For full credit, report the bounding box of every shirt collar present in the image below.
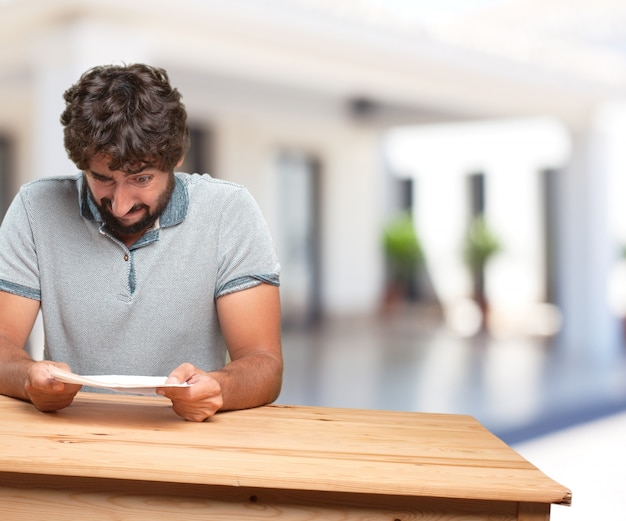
[78,172,189,229]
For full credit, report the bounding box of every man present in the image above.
[0,63,282,422]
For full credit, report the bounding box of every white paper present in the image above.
[47,365,191,395]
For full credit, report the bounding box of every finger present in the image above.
[171,402,215,422]
[28,365,62,391]
[166,362,202,384]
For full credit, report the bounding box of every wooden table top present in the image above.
[0,392,571,506]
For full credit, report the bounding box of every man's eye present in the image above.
[134,175,153,185]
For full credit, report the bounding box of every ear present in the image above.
[176,156,185,168]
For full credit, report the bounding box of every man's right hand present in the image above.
[24,362,82,412]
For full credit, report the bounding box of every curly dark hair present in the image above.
[60,63,190,173]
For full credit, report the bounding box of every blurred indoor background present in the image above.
[1,1,626,518]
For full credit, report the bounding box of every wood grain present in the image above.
[0,393,571,520]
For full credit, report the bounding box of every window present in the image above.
[178,125,213,176]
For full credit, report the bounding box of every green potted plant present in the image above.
[382,212,424,307]
[463,215,501,315]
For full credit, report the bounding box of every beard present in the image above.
[93,175,176,237]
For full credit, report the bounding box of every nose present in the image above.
[109,184,136,217]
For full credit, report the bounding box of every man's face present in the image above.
[85,156,175,242]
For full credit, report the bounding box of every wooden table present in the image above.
[0,392,570,520]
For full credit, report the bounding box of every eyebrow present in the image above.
[88,168,153,179]
[88,170,113,180]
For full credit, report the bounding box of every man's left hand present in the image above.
[156,362,223,422]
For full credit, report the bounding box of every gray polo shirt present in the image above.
[0,173,280,377]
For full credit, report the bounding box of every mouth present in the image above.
[100,200,150,229]
[103,201,145,217]
[117,207,147,223]
[126,206,146,216]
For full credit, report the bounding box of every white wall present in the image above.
[203,103,387,316]
[385,118,572,336]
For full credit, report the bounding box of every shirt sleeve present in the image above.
[0,188,41,300]
[214,187,280,298]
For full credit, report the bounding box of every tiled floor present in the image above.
[277,304,626,518]
[276,304,626,445]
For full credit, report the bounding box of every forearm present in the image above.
[0,334,81,412]
[211,351,283,411]
[0,335,35,401]
[0,291,42,401]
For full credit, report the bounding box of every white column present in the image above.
[556,113,622,363]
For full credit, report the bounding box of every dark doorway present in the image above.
[277,152,322,327]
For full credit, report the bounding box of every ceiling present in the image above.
[299,0,626,88]
[1,0,626,126]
